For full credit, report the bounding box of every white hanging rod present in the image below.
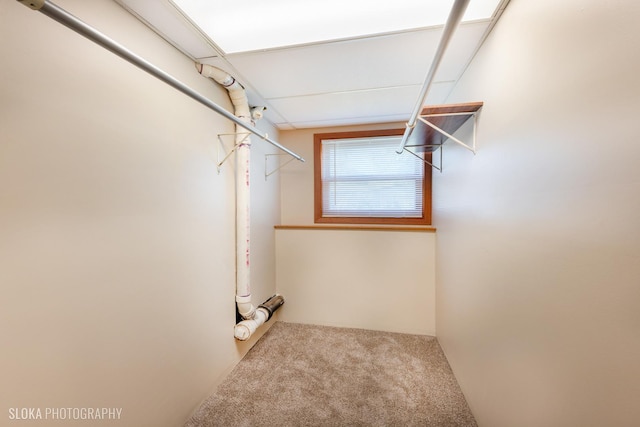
[16,0,305,163]
[396,0,471,154]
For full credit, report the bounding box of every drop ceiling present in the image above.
[115,0,509,130]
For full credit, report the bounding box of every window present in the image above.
[314,129,431,225]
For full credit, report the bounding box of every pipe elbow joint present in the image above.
[197,63,235,87]
[234,308,268,341]
[233,322,254,341]
[234,295,285,340]
[236,295,256,320]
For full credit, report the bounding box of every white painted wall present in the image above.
[278,125,437,335]
[276,228,436,335]
[0,1,280,426]
[434,0,640,426]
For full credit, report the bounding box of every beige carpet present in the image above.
[185,322,477,427]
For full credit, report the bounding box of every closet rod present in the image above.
[396,0,471,154]
[16,0,305,162]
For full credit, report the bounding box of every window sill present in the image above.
[274,225,436,233]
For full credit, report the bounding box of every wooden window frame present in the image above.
[314,129,432,225]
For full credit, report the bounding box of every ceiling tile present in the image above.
[267,81,455,128]
[116,1,505,130]
[115,0,221,59]
[224,22,488,101]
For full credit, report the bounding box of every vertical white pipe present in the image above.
[197,64,285,341]
[197,64,257,322]
[235,123,254,320]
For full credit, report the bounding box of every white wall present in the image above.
[278,125,437,335]
[0,1,280,426]
[434,0,640,426]
[276,228,436,335]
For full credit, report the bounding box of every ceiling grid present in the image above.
[115,0,508,129]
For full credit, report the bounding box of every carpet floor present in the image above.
[185,321,477,427]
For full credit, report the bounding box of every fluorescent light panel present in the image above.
[171,0,502,54]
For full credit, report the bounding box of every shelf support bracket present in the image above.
[401,110,479,172]
[265,153,296,180]
[418,111,479,154]
[216,132,250,174]
[403,144,443,172]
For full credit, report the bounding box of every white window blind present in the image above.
[321,136,424,218]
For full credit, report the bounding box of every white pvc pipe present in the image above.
[198,64,262,340]
[233,307,269,341]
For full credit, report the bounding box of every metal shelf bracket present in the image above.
[404,144,444,172]
[216,132,250,173]
[402,110,479,172]
[419,111,478,154]
[217,133,298,179]
[265,153,296,180]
